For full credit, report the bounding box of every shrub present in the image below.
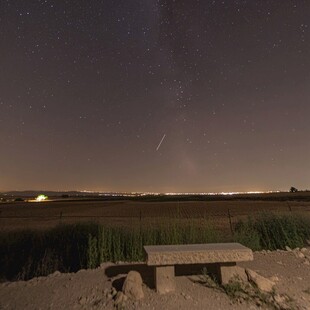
[234,213,310,251]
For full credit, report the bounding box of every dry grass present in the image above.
[0,195,310,232]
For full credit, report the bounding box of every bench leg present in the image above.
[155,265,175,294]
[216,262,237,284]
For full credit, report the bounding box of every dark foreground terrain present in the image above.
[1,248,310,309]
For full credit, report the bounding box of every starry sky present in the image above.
[0,0,309,193]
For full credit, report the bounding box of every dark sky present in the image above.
[0,0,309,192]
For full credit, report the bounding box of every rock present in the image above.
[285,246,292,252]
[114,291,128,307]
[181,292,191,300]
[49,271,61,277]
[273,294,285,303]
[245,269,275,293]
[111,287,117,297]
[77,269,86,273]
[303,259,310,265]
[269,276,279,282]
[301,248,308,253]
[104,288,115,300]
[273,294,291,310]
[294,251,305,259]
[122,271,144,300]
[78,296,87,305]
[224,266,248,283]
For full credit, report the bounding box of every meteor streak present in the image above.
[156,134,166,151]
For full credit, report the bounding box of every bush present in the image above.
[234,213,310,251]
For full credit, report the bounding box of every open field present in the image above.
[1,193,310,232]
[1,193,310,289]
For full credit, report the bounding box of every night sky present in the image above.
[0,1,309,193]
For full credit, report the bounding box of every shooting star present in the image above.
[243,15,250,23]
[156,134,166,151]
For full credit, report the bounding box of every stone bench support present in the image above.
[144,243,253,294]
[155,265,175,294]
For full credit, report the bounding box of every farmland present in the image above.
[1,192,310,232]
[1,192,310,282]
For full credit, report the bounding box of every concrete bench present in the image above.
[144,243,253,294]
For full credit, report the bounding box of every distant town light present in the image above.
[35,194,48,202]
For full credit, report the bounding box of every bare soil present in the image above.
[1,248,310,310]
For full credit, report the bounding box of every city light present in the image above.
[35,194,48,202]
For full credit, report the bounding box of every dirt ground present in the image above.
[1,248,310,310]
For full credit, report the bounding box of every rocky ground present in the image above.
[1,247,310,310]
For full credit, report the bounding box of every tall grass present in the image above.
[0,219,218,281]
[234,213,310,250]
[1,212,309,281]
[86,219,219,267]
[0,223,97,281]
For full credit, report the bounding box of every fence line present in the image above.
[1,204,308,220]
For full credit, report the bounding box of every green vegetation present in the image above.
[1,212,309,282]
[222,279,295,309]
[234,213,310,250]
[0,219,219,281]
[199,268,295,309]
[199,269,264,303]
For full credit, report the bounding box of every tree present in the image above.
[14,197,24,201]
[290,187,298,193]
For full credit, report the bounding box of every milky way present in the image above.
[0,1,309,192]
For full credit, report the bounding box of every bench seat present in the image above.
[144,243,253,294]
